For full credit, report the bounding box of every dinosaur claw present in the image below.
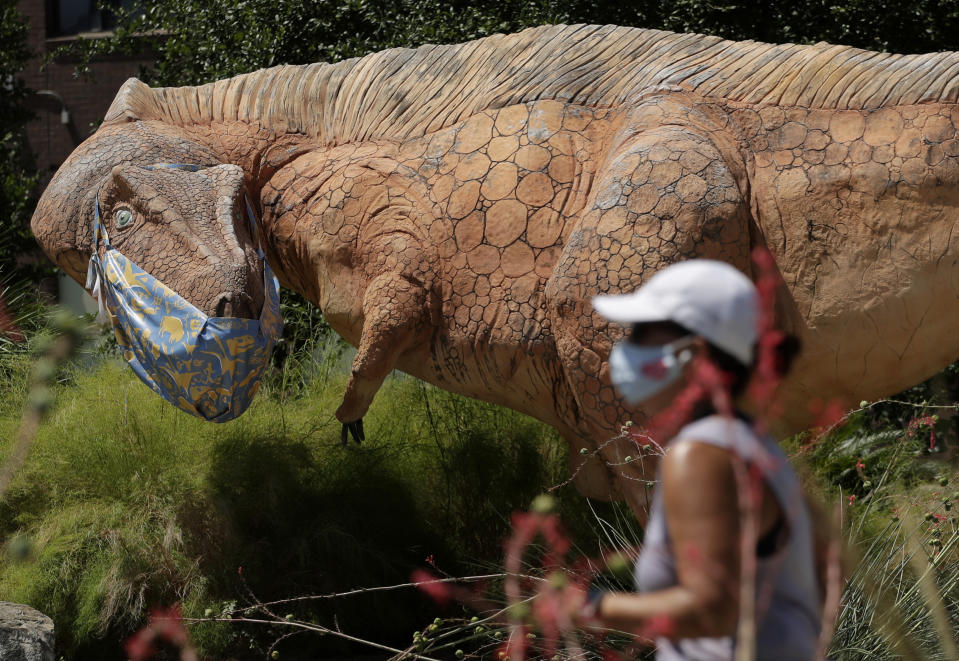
[341,419,365,445]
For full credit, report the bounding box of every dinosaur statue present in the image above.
[31,24,959,521]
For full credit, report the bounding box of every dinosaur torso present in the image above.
[255,93,959,436]
[258,101,620,425]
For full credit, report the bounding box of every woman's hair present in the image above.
[707,335,801,397]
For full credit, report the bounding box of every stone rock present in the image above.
[0,602,55,661]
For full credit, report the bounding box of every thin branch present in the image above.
[232,573,535,613]
[192,616,444,661]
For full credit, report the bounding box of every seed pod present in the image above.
[530,494,556,514]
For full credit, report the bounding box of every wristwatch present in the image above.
[579,586,607,622]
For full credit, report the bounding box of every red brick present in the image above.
[17,0,154,174]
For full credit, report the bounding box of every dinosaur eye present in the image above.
[114,209,134,229]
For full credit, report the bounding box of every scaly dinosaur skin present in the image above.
[32,26,959,522]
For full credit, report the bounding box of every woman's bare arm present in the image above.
[593,441,745,638]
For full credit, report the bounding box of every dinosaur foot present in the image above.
[340,419,365,445]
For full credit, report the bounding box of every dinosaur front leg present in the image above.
[336,272,429,443]
[546,124,751,523]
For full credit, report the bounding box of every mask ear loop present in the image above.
[244,196,265,259]
[244,195,283,336]
[85,189,112,324]
[669,336,698,367]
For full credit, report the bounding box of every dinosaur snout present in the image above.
[213,291,257,319]
[206,259,265,320]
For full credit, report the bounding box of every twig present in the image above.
[190,616,445,660]
[233,573,526,614]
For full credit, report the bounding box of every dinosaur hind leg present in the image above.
[545,124,751,524]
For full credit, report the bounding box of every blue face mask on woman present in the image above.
[84,164,283,422]
[608,337,696,406]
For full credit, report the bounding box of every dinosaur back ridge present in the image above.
[107,25,959,144]
[109,24,959,144]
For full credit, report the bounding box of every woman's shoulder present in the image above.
[672,413,787,471]
[673,413,757,447]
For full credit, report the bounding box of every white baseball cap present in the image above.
[592,259,758,365]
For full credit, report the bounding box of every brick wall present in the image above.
[15,0,155,307]
[17,0,155,175]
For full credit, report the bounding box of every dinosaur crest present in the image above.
[117,24,959,148]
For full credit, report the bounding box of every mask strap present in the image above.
[243,196,265,258]
[668,336,697,365]
[92,189,111,251]
[86,190,111,323]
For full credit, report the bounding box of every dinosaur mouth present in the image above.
[213,291,258,319]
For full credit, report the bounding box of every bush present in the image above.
[0,0,40,282]
[0,329,630,658]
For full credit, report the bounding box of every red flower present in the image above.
[637,614,675,640]
[124,628,156,661]
[0,294,24,343]
[124,605,191,661]
[411,569,451,607]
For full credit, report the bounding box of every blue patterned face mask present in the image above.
[84,164,283,422]
[608,337,695,406]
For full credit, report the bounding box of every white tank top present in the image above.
[634,414,822,661]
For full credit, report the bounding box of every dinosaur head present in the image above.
[32,120,265,318]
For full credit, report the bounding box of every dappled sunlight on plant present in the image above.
[1,316,614,658]
[1,255,957,659]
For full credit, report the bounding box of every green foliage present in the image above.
[0,0,40,281]
[0,274,45,363]
[0,337,626,659]
[266,289,342,399]
[830,511,959,661]
[63,0,959,92]
[782,391,958,660]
